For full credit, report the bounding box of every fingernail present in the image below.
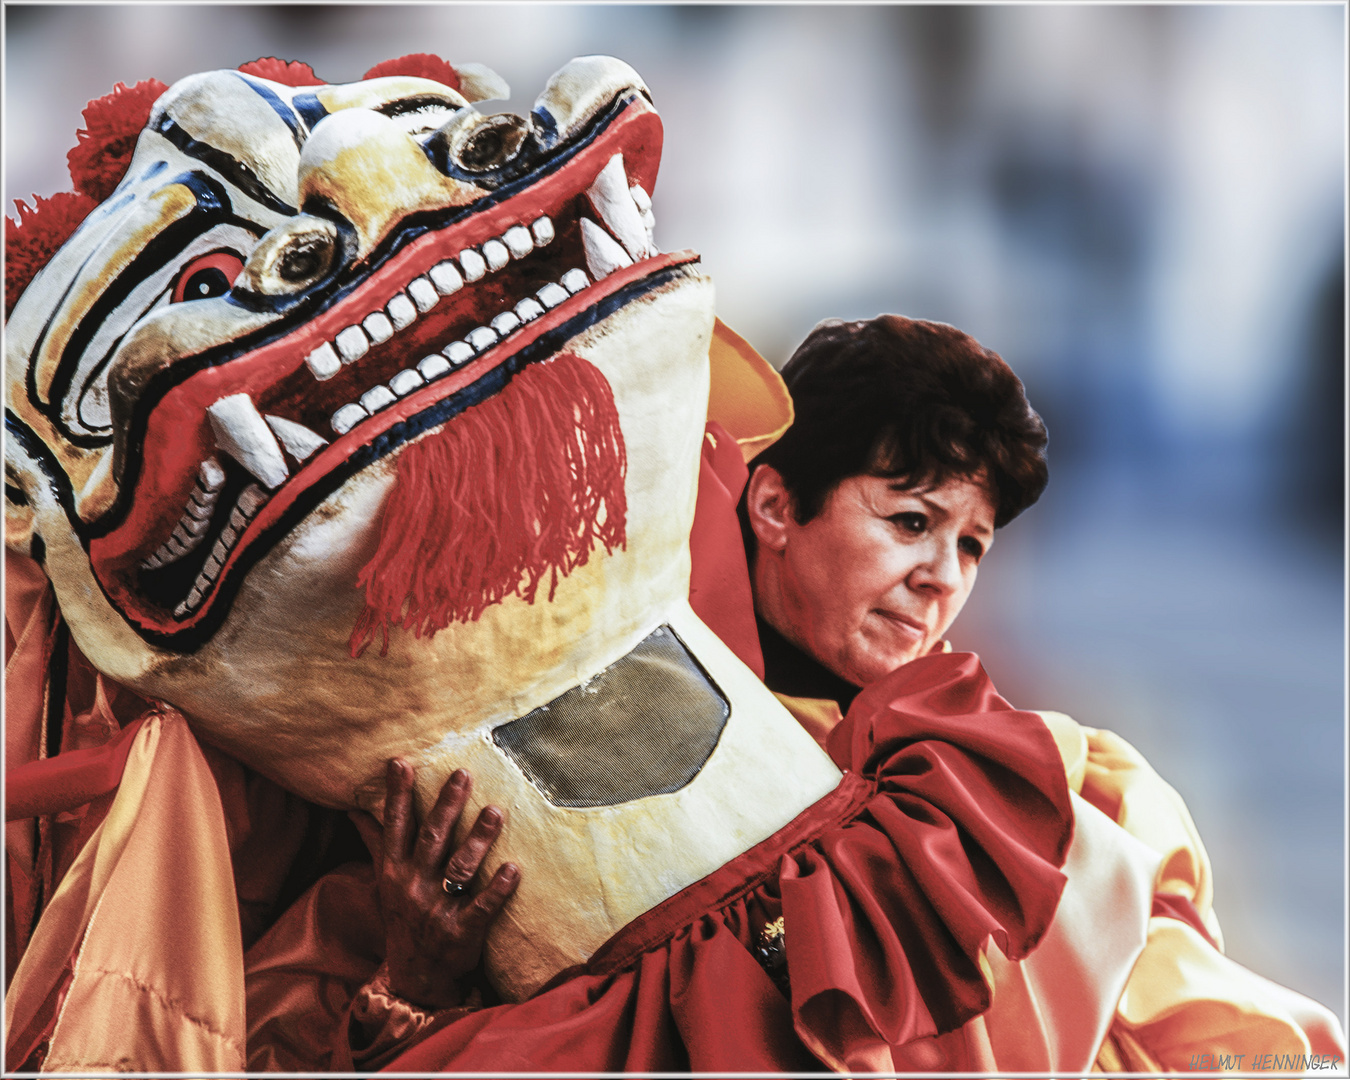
[502,863,520,881]
[483,806,503,826]
[451,768,469,787]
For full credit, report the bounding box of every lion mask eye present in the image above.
[172,251,247,303]
[455,113,531,172]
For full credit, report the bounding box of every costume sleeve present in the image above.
[1037,713,1347,1070]
[1073,719,1222,944]
[1102,916,1346,1071]
[343,963,482,1071]
[782,652,1075,1070]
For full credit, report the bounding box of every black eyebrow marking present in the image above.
[153,113,297,217]
[236,73,306,146]
[41,173,258,445]
[291,92,329,130]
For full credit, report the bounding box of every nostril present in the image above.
[277,236,334,284]
[107,340,174,486]
[455,114,531,172]
[235,217,342,300]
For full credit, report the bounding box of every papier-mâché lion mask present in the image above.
[4,54,840,1000]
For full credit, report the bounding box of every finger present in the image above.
[412,769,472,874]
[381,758,415,867]
[441,805,506,889]
[455,862,520,938]
[348,809,383,862]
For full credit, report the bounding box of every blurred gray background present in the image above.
[6,4,1345,1021]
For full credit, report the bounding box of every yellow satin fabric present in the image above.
[1039,714,1346,1071]
[1043,713,1222,942]
[706,317,793,462]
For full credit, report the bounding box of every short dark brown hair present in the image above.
[752,315,1048,528]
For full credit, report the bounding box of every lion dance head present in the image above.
[4,53,834,999]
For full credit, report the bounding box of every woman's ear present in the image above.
[745,464,794,554]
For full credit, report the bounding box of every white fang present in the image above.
[208,394,289,489]
[265,416,329,462]
[580,217,633,281]
[586,153,650,261]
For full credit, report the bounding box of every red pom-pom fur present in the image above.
[66,79,168,202]
[237,58,325,87]
[362,53,460,91]
[350,353,628,657]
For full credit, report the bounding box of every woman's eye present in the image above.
[893,512,927,534]
[959,536,985,561]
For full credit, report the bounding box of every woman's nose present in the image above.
[909,539,961,596]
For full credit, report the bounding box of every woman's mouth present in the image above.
[873,609,928,639]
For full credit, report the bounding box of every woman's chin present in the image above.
[840,645,922,689]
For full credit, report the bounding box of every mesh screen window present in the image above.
[491,625,730,807]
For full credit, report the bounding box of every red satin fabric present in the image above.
[6,717,145,822]
[1151,891,1219,950]
[8,425,1075,1071]
[687,421,763,678]
[374,651,1074,1072]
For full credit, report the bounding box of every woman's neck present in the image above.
[755,612,862,714]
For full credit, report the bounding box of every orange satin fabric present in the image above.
[5,710,247,1071]
[3,553,350,1070]
[8,345,1345,1072]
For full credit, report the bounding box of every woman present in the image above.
[741,314,1043,720]
[317,316,1344,1071]
[737,314,1345,1069]
[320,314,1070,1071]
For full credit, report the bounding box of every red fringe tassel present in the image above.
[350,352,628,658]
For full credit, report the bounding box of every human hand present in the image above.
[377,758,520,1009]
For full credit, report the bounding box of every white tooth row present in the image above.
[172,483,268,618]
[142,458,226,569]
[303,216,556,385]
[306,154,659,439]
[326,262,596,437]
